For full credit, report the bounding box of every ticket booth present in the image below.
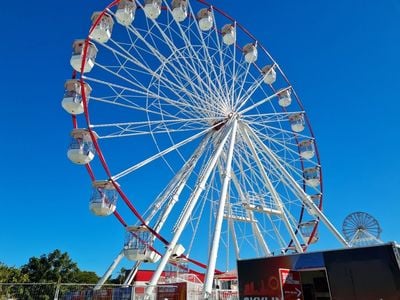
[237,243,400,300]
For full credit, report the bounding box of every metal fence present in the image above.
[0,283,238,300]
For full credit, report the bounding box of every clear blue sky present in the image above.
[1,0,399,276]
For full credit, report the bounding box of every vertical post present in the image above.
[203,119,238,298]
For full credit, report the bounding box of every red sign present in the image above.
[279,269,303,300]
[157,282,187,300]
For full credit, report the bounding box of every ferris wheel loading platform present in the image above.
[237,242,400,300]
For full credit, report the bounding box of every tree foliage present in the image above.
[21,249,80,283]
[74,271,99,284]
[1,249,99,284]
[0,263,29,283]
[0,250,103,299]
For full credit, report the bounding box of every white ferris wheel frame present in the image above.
[66,0,350,297]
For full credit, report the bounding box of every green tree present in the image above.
[75,271,99,284]
[0,251,100,300]
[0,263,29,283]
[0,263,29,299]
[21,249,79,283]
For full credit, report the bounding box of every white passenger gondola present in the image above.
[289,113,305,132]
[221,24,236,45]
[171,0,188,22]
[304,166,321,187]
[311,193,322,207]
[298,139,315,159]
[70,40,98,73]
[61,79,91,115]
[262,65,276,85]
[243,43,258,63]
[89,181,118,216]
[197,8,213,31]
[67,129,96,165]
[115,0,136,26]
[144,0,162,20]
[299,220,319,244]
[277,88,292,107]
[89,12,114,44]
[124,226,161,263]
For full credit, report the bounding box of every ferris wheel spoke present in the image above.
[239,87,291,115]
[89,95,193,120]
[150,18,219,99]
[185,163,218,258]
[235,75,266,112]
[97,40,217,112]
[173,2,231,106]
[89,96,203,123]
[283,205,307,244]
[146,133,213,236]
[91,117,213,131]
[96,127,205,139]
[153,78,224,117]
[245,124,311,196]
[363,216,375,227]
[244,124,350,247]
[243,111,306,124]
[83,75,150,98]
[245,123,305,154]
[97,43,207,113]
[235,139,290,188]
[87,61,220,117]
[232,146,270,196]
[233,156,276,223]
[251,122,314,142]
[132,2,228,112]
[251,139,307,186]
[365,218,377,229]
[226,27,238,109]
[186,6,231,110]
[227,161,272,257]
[111,125,216,181]
[232,148,260,191]
[83,72,153,103]
[267,216,289,251]
[87,63,154,98]
[233,61,252,108]
[233,152,292,221]
[209,15,232,107]
[239,124,304,252]
[119,21,224,111]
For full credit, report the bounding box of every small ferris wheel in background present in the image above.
[342,212,383,247]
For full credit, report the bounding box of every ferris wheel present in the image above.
[342,212,383,247]
[62,0,349,297]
